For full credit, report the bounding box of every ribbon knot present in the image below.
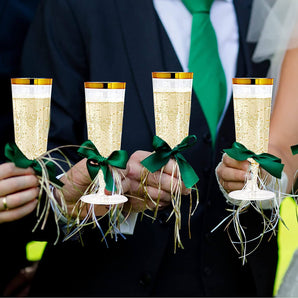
[171,147,180,156]
[223,142,284,179]
[141,135,199,188]
[78,140,128,192]
[182,0,213,13]
[32,160,39,168]
[88,155,107,165]
[4,142,63,187]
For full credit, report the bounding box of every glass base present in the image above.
[81,193,128,205]
[229,189,275,201]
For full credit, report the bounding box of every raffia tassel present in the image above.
[64,166,127,245]
[30,156,69,245]
[104,167,128,241]
[212,172,283,264]
[140,160,199,253]
[229,198,279,266]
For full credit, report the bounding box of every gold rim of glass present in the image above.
[232,78,273,85]
[152,72,193,79]
[84,82,126,89]
[11,78,52,85]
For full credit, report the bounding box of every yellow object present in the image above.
[26,241,47,262]
[84,82,126,89]
[232,77,273,85]
[11,78,52,85]
[273,197,298,295]
[152,72,193,79]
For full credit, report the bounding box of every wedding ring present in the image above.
[2,197,8,210]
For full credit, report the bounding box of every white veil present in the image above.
[247,0,298,101]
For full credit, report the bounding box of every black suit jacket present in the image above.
[0,0,41,294]
[21,0,276,296]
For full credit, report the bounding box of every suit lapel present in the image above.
[115,0,166,134]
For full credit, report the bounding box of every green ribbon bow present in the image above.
[77,140,128,192]
[291,144,298,155]
[141,135,199,188]
[5,142,64,187]
[223,142,284,179]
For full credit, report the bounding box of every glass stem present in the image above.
[97,170,106,194]
[247,159,259,192]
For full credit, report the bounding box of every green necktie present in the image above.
[182,0,227,145]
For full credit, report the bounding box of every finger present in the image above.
[160,158,180,177]
[217,161,247,183]
[127,177,165,198]
[120,177,130,194]
[220,180,245,192]
[116,167,129,178]
[0,199,38,223]
[145,185,171,204]
[126,151,151,181]
[128,151,191,193]
[222,153,250,171]
[0,163,35,180]
[181,183,192,195]
[129,169,191,202]
[148,170,191,195]
[144,170,190,195]
[126,178,145,197]
[0,175,39,197]
[128,178,171,203]
[0,187,39,211]
[128,150,179,179]
[145,170,171,190]
[133,155,179,179]
[62,158,91,187]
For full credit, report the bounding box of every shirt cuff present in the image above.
[119,212,138,235]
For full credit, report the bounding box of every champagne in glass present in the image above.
[11,78,52,159]
[229,78,275,201]
[152,72,193,148]
[81,82,128,205]
[152,72,194,251]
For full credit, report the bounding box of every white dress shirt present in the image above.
[153,0,239,128]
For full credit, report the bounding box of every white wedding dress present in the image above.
[247,0,298,102]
